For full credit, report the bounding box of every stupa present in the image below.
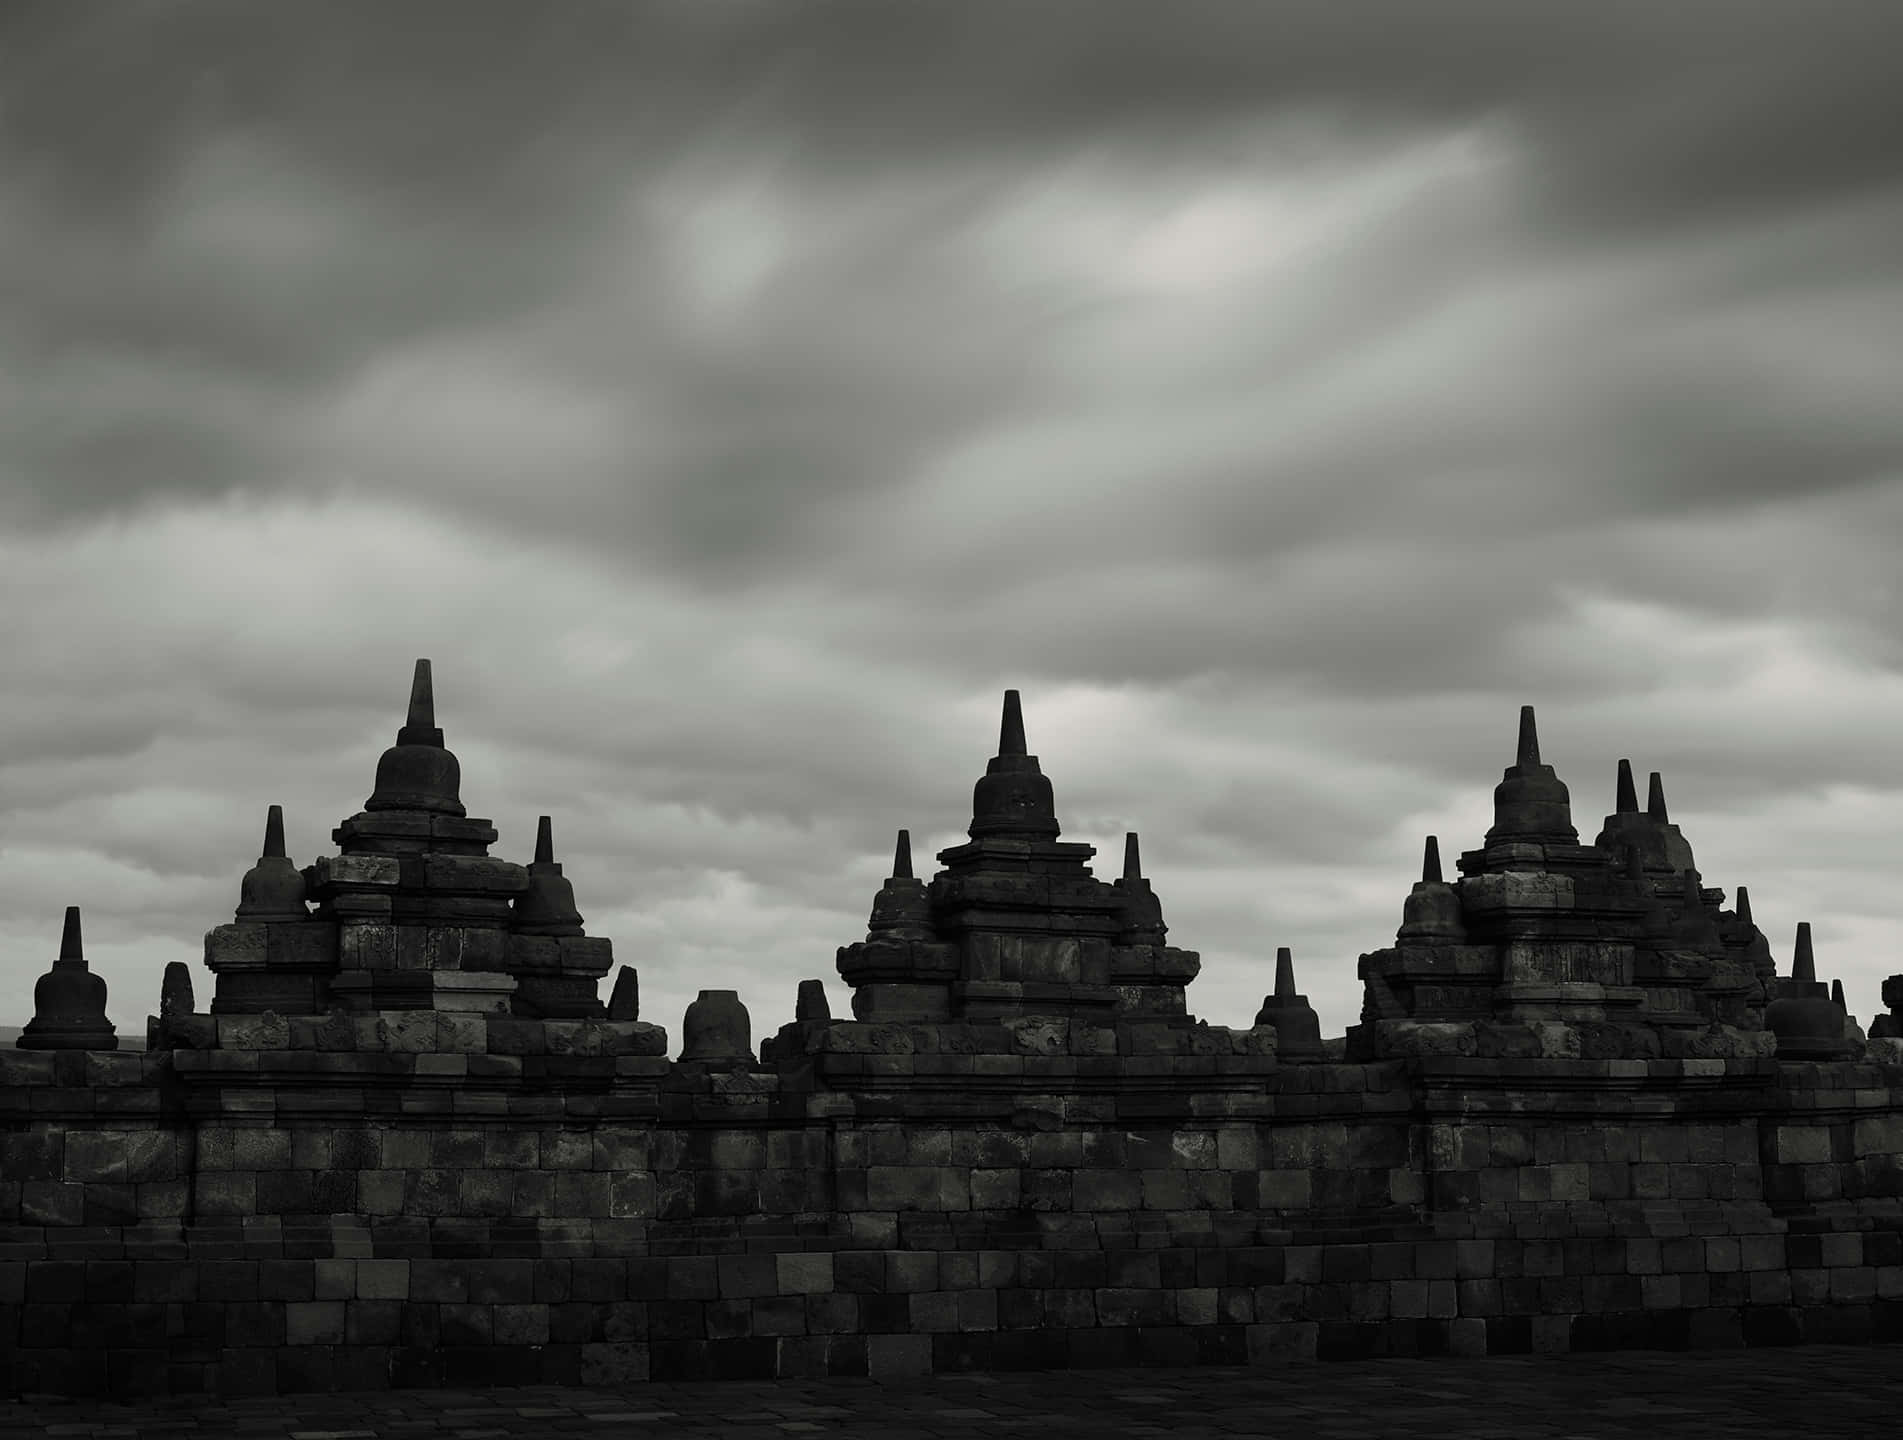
[834,692,1201,1025]
[1766,922,1854,1060]
[202,660,619,1019]
[1351,705,1775,1061]
[506,816,613,1018]
[204,804,330,1014]
[1253,946,1322,1059]
[17,906,116,1051]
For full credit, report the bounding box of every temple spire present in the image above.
[891,828,913,881]
[1735,886,1754,926]
[1274,945,1297,1000]
[263,804,287,859]
[1421,835,1442,885]
[405,658,436,734]
[535,815,555,866]
[998,689,1027,757]
[1792,922,1816,984]
[1516,705,1540,768]
[1831,978,1846,1011]
[58,904,82,963]
[1615,759,1638,814]
[1124,831,1142,882]
[1647,771,1669,822]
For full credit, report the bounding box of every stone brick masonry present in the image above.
[4,666,1901,1398]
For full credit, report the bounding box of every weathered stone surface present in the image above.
[680,989,754,1065]
[607,966,640,1022]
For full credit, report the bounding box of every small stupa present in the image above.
[679,989,755,1066]
[365,658,465,816]
[1766,922,1851,1059]
[1113,832,1168,946]
[234,805,310,923]
[967,689,1059,841]
[1254,946,1323,1059]
[1396,835,1463,942]
[18,907,117,1051]
[1483,706,1578,847]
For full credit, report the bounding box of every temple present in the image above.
[4,666,1902,1398]
[1353,712,1792,1062]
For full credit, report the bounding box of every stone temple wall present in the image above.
[2,1037,1901,1397]
[5,663,1903,1397]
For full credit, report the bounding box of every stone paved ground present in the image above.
[3,1346,1897,1439]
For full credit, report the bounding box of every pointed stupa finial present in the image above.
[391,657,446,749]
[58,905,82,963]
[1516,705,1540,768]
[407,658,435,731]
[1831,977,1846,1011]
[1274,945,1297,1000]
[1735,885,1754,926]
[1124,831,1142,881]
[263,804,286,859]
[1421,835,1442,885]
[999,689,1027,757]
[1647,771,1669,822]
[1615,759,1638,814]
[1792,922,1816,984]
[891,829,913,881]
[535,815,555,866]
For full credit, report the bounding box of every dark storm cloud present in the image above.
[4,1,1901,1038]
[5,0,1900,536]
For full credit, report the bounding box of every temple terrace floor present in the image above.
[3,1344,1898,1439]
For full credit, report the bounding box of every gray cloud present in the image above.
[1,2,1900,1044]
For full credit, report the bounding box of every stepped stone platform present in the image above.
[5,662,1903,1399]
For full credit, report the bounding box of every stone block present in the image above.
[285,1301,346,1345]
[338,924,399,971]
[777,1253,834,1295]
[866,1333,932,1380]
[421,854,529,894]
[204,924,266,970]
[311,855,403,889]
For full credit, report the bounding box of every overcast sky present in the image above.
[4,1,1902,1050]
